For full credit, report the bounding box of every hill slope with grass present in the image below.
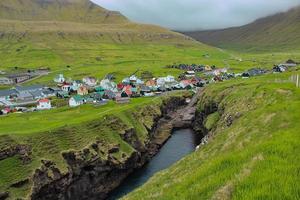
[184,6,300,52]
[0,0,127,24]
[124,72,300,200]
[0,0,192,43]
[0,0,233,85]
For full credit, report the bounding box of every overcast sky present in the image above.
[92,0,300,31]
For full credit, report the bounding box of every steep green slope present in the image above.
[0,0,127,24]
[124,72,300,199]
[184,6,300,52]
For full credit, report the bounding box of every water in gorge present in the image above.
[108,128,200,200]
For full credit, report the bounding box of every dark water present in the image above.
[108,129,200,200]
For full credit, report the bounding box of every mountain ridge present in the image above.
[184,6,300,52]
[0,0,128,24]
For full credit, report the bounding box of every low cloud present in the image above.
[92,0,300,31]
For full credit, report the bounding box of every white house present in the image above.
[157,75,176,86]
[54,74,65,83]
[100,79,118,92]
[71,80,83,91]
[185,71,196,78]
[37,99,52,110]
[69,95,85,107]
[129,75,138,83]
[83,77,97,87]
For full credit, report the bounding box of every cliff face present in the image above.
[29,96,189,200]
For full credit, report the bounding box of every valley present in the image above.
[0,0,299,200]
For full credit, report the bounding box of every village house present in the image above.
[180,80,194,89]
[0,73,32,85]
[71,80,83,91]
[212,68,228,76]
[8,74,32,84]
[157,75,176,86]
[83,77,97,87]
[205,65,212,71]
[185,71,196,78]
[15,85,45,101]
[37,99,52,110]
[122,77,130,85]
[77,86,88,96]
[0,89,18,101]
[100,79,118,92]
[145,79,156,87]
[61,83,71,92]
[103,90,116,100]
[131,75,144,85]
[139,85,151,95]
[1,107,11,115]
[117,83,125,91]
[54,74,65,83]
[279,59,297,68]
[57,91,70,98]
[115,92,130,104]
[69,95,85,107]
[0,77,14,85]
[129,75,138,84]
[123,85,133,97]
[273,65,287,73]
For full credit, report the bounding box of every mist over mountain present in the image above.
[93,0,300,31]
[184,6,300,51]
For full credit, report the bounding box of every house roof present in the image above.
[30,90,44,98]
[72,95,84,102]
[18,92,33,99]
[0,89,18,97]
[38,99,50,103]
[7,73,31,78]
[15,85,44,92]
[140,85,151,91]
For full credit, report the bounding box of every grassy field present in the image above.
[124,72,300,200]
[1,37,299,87]
[0,39,230,85]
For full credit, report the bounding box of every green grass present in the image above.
[124,72,300,200]
[204,112,220,131]
[0,97,160,135]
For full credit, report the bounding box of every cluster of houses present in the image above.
[0,59,298,116]
[0,85,57,113]
[273,59,298,73]
[167,64,216,72]
[54,73,206,108]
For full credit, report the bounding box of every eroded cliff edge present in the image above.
[14,93,197,200]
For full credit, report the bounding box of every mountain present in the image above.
[0,0,194,44]
[184,6,300,52]
[0,0,205,77]
[0,0,128,24]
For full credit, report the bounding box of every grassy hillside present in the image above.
[184,6,300,52]
[124,72,300,199]
[0,0,235,85]
[0,0,128,24]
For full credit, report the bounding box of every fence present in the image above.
[290,74,300,88]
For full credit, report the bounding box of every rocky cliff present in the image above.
[27,95,190,200]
